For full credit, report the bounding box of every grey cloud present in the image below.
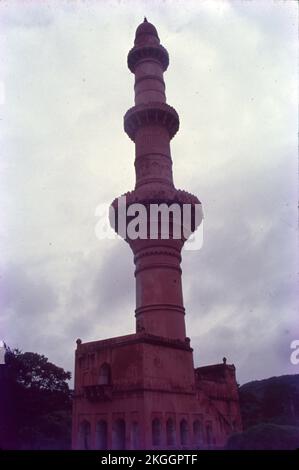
[64,243,135,342]
[0,2,54,29]
[1,263,57,317]
[1,1,297,385]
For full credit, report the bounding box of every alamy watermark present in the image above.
[290,340,299,365]
[95,196,204,251]
[95,198,299,367]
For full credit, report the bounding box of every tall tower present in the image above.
[72,20,242,451]
[111,18,202,341]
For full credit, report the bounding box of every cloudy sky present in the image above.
[0,0,298,385]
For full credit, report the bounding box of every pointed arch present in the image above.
[78,420,91,450]
[206,422,213,447]
[95,420,108,450]
[166,418,176,446]
[193,420,203,447]
[99,362,111,385]
[180,419,189,446]
[112,419,126,449]
[131,421,140,450]
[152,418,162,446]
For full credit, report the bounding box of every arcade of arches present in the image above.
[78,416,214,450]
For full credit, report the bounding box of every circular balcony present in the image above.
[128,44,169,73]
[124,102,179,142]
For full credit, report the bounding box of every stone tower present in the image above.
[72,19,242,450]
[111,17,202,341]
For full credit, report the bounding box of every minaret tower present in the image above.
[72,19,241,451]
[111,18,202,341]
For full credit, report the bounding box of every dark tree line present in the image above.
[227,374,299,449]
[0,349,72,450]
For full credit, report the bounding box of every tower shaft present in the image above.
[112,19,202,341]
[72,20,242,452]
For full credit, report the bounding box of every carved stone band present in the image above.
[124,102,180,141]
[127,44,169,73]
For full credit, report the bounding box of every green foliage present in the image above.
[228,374,299,450]
[7,350,71,392]
[3,349,72,449]
[226,423,299,450]
[239,374,299,429]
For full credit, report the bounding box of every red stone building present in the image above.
[72,19,242,450]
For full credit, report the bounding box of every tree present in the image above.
[226,423,299,450]
[1,349,72,449]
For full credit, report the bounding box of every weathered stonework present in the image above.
[72,19,242,450]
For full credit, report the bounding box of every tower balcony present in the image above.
[124,102,179,142]
[128,44,169,73]
[83,384,113,402]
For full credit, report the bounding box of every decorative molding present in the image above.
[83,384,113,402]
[135,88,165,99]
[134,74,166,88]
[77,332,192,353]
[135,178,173,189]
[128,45,169,73]
[134,249,182,262]
[135,304,185,315]
[124,102,179,141]
[111,187,201,207]
[135,152,172,161]
[135,155,173,182]
[134,263,182,275]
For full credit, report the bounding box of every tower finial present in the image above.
[144,16,148,23]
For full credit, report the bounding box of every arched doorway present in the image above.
[152,418,162,447]
[166,418,176,446]
[193,420,203,448]
[112,419,126,450]
[206,423,213,447]
[131,421,140,450]
[180,419,189,446]
[95,420,108,450]
[79,420,91,450]
[98,363,111,385]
